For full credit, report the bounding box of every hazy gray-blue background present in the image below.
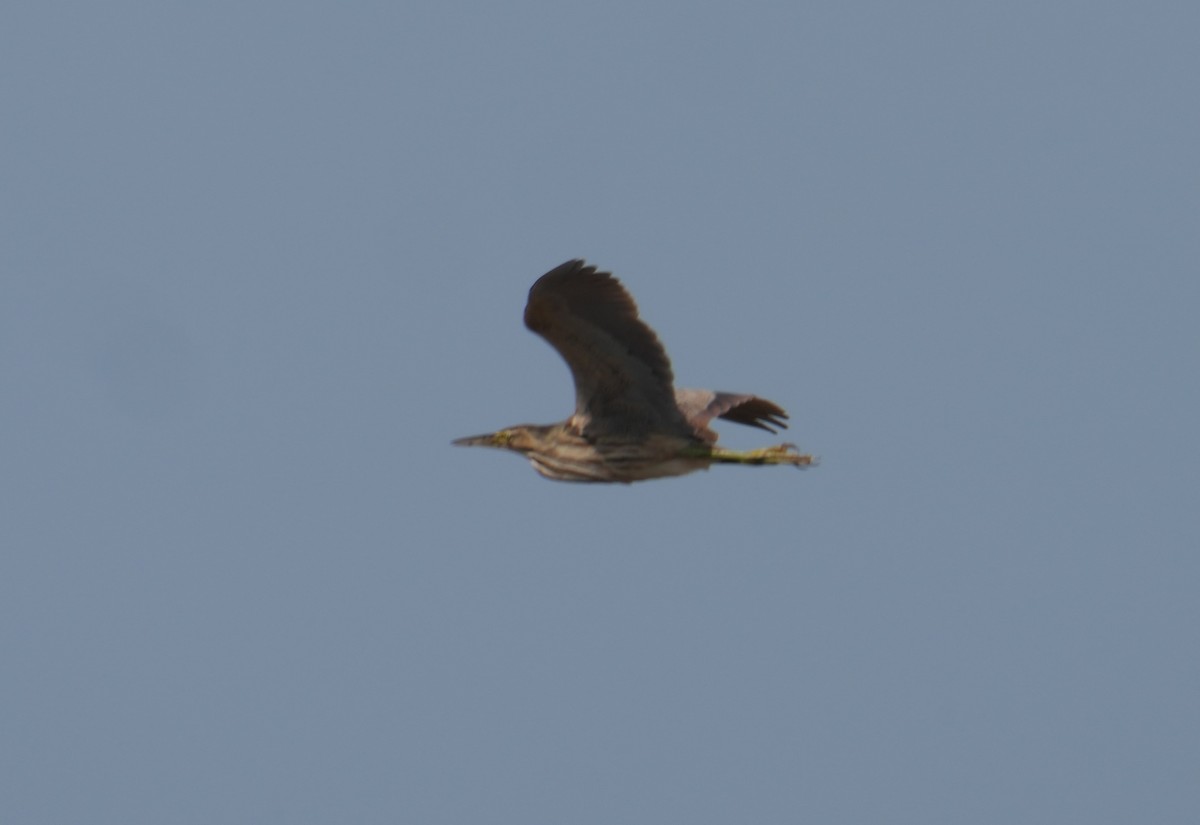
[4,2,1198,822]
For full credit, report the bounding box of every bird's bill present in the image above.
[452,431,511,448]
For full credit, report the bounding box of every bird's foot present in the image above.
[709,443,816,469]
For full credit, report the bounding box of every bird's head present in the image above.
[454,423,607,481]
[451,425,552,453]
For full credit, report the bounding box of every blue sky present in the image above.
[4,2,1198,822]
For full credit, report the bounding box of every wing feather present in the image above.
[673,388,790,444]
[524,260,689,437]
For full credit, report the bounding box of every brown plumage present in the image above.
[454,259,814,482]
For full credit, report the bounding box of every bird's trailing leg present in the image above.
[687,442,816,469]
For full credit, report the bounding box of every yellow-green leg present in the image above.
[688,443,816,469]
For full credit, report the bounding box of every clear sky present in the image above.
[4,2,1198,823]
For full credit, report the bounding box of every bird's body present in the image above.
[453,260,814,483]
[475,426,703,483]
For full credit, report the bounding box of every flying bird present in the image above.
[453,259,814,482]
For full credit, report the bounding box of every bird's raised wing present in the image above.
[673,388,790,444]
[524,260,690,437]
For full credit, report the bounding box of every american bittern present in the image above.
[453,260,814,483]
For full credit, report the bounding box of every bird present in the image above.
[452,259,815,483]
